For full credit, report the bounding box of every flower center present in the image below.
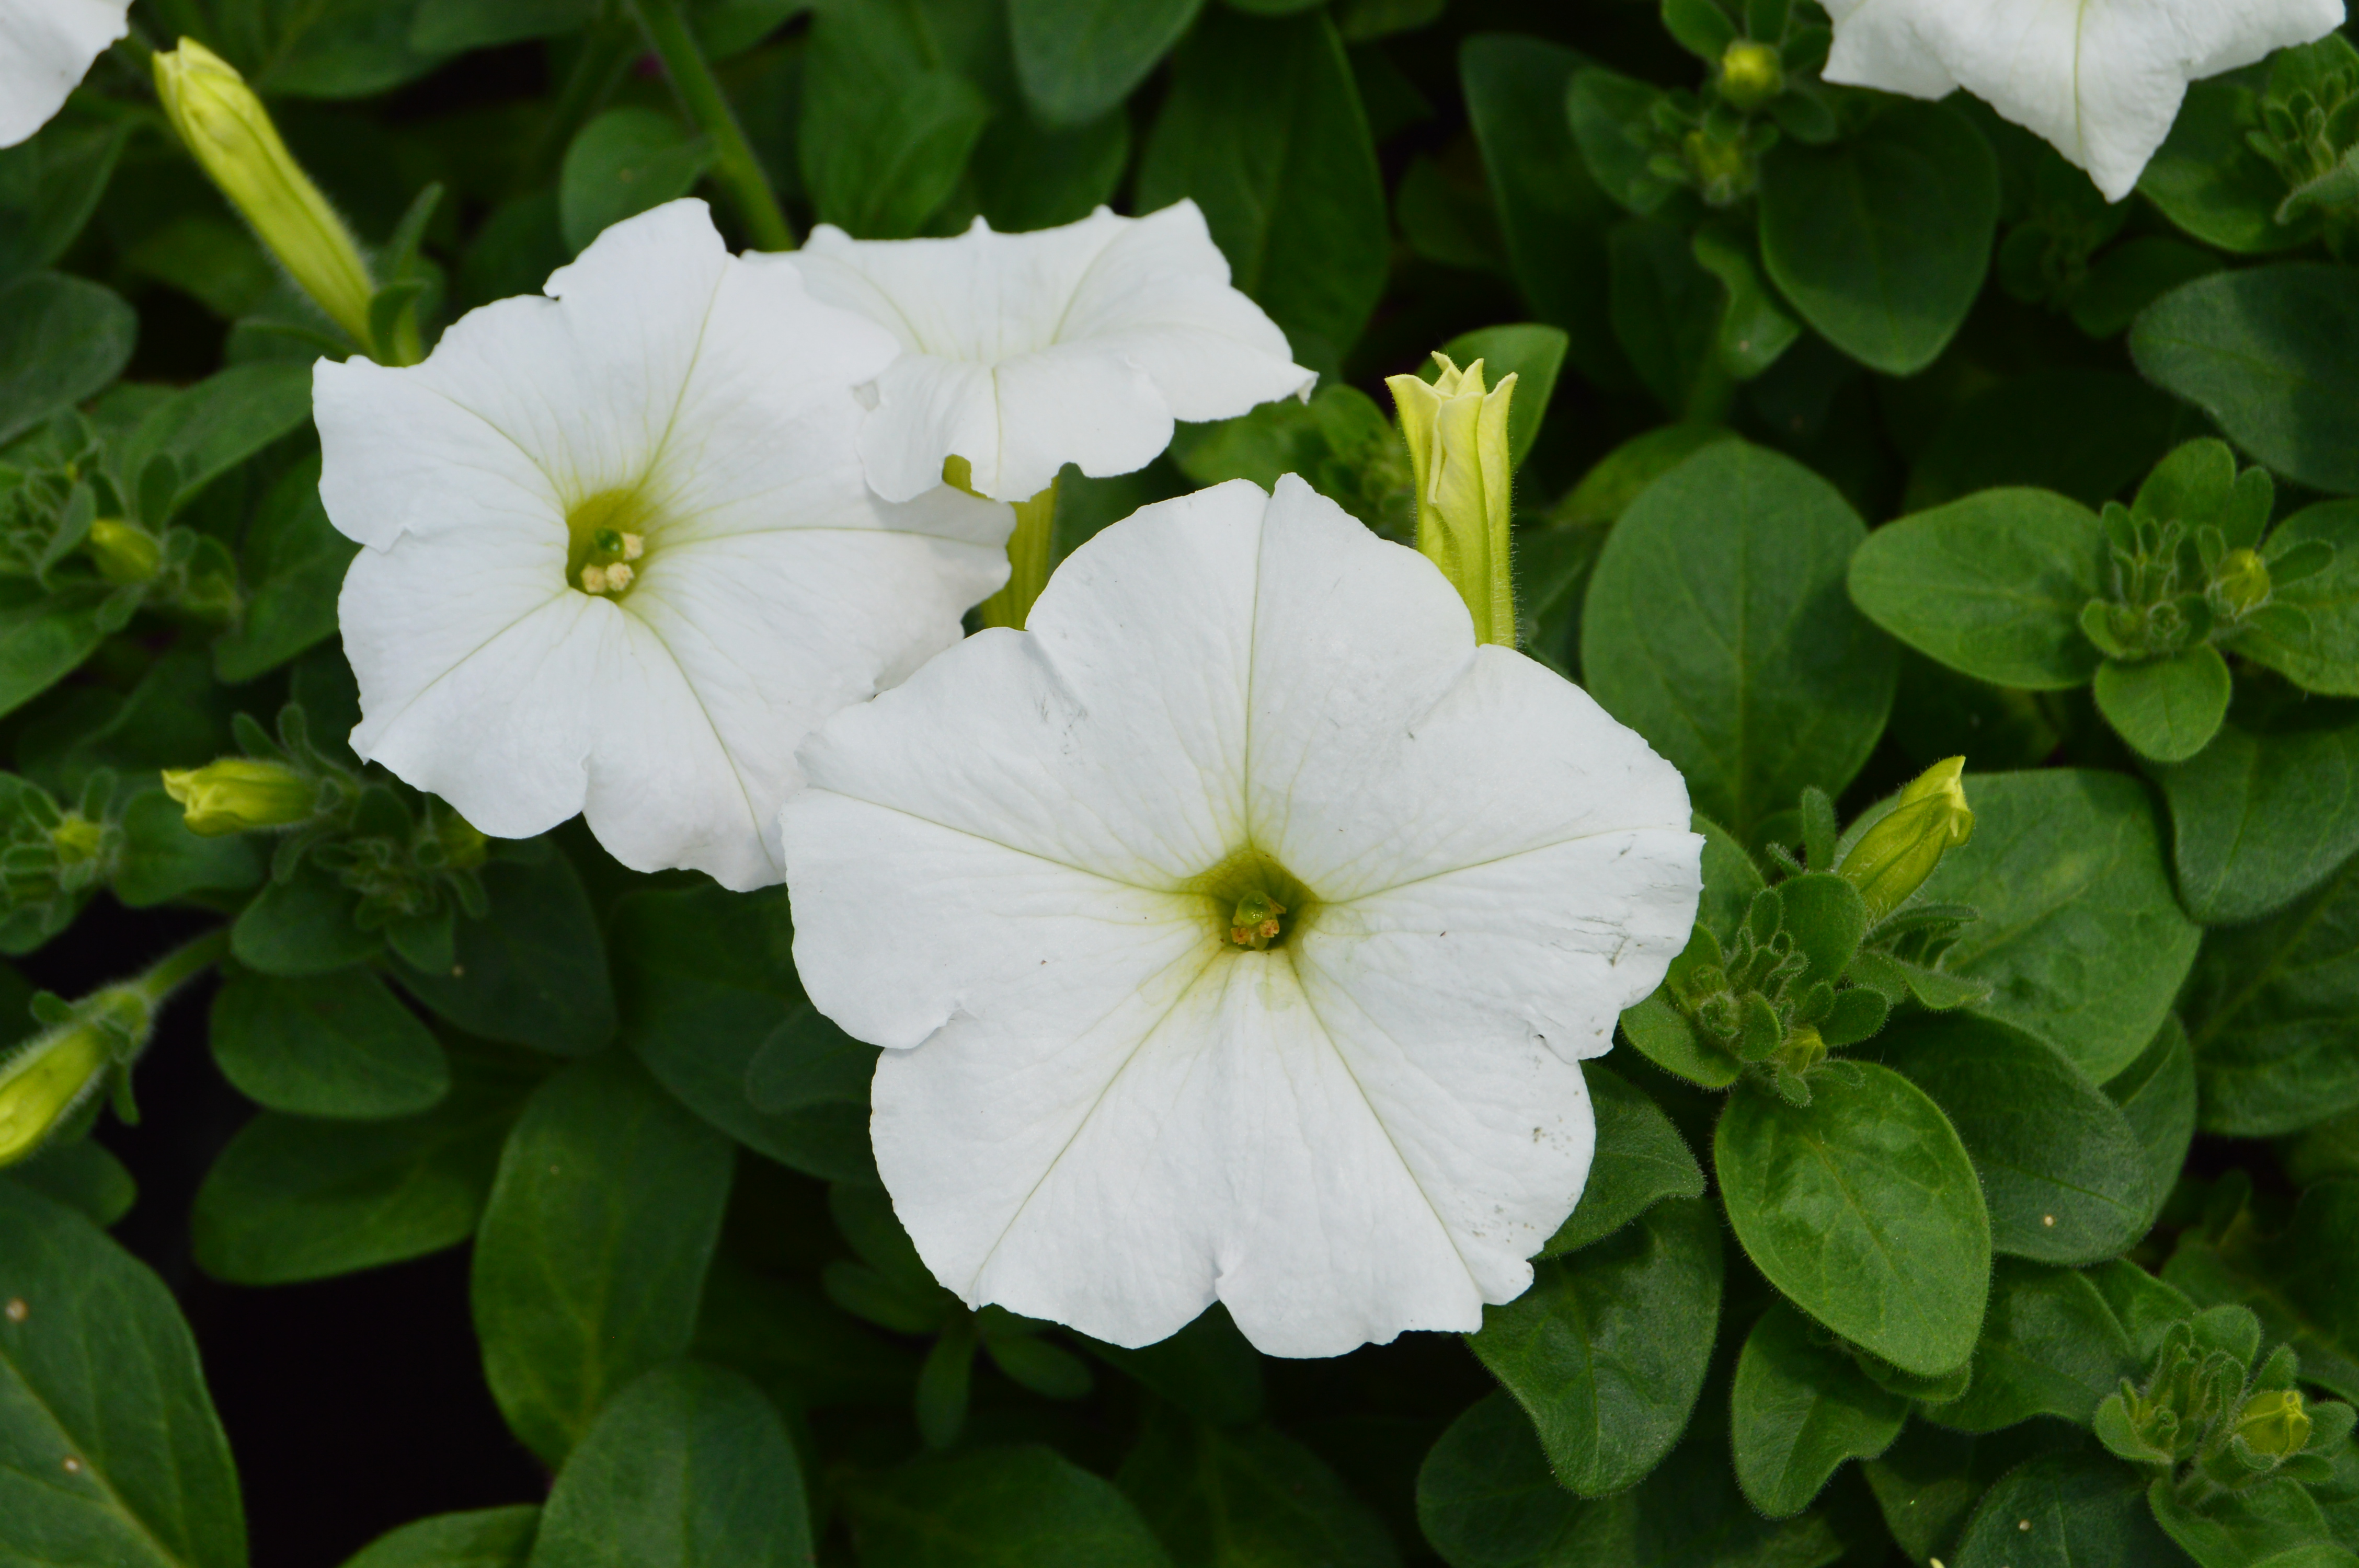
[565,488,656,598]
[1186,848,1316,953]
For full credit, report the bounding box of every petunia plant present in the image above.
[7,2,2359,1567]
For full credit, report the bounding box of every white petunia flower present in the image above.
[1821,0,2346,201]
[776,201,1315,504]
[315,200,1014,892]
[781,476,1702,1357]
[1,0,129,147]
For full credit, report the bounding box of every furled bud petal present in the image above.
[1385,354,1518,648]
[0,989,145,1167]
[1840,756,1974,921]
[1719,39,1787,110]
[153,39,375,349]
[161,757,317,835]
[2237,1388,2312,1458]
[84,519,160,584]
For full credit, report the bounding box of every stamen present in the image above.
[581,564,610,593]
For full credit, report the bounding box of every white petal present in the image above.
[785,477,1702,1356]
[1824,0,2344,201]
[778,202,1312,502]
[0,0,127,148]
[323,199,1009,885]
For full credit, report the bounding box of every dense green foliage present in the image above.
[8,1,2359,1565]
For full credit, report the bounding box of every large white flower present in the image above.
[1,0,129,147]
[1821,0,2345,200]
[315,200,1013,891]
[781,476,1702,1357]
[775,201,1315,504]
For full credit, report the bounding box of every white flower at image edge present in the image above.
[0,0,130,147]
[1821,0,2346,201]
[315,199,1014,891]
[781,477,1703,1357]
[784,200,1315,504]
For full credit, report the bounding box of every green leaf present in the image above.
[114,789,264,908]
[1136,9,1386,371]
[558,109,715,257]
[2139,77,2310,256]
[214,454,362,683]
[1073,1306,1264,1430]
[2074,239,2229,341]
[411,0,598,51]
[2094,646,2233,763]
[1542,1062,1703,1255]
[525,1362,812,1568]
[970,110,1130,234]
[1609,217,1728,419]
[1582,440,1895,841]
[1433,323,1568,470]
[209,964,450,1119]
[1923,1259,2143,1433]
[2235,502,2359,698]
[396,849,617,1056]
[2163,712,2359,925]
[231,858,381,978]
[5,1137,135,1229]
[1008,0,1203,125]
[472,1055,735,1466]
[1879,1013,2154,1264]
[842,1444,1176,1567]
[1847,487,2105,691]
[2150,1476,2347,1568]
[799,2,992,239]
[0,116,131,287]
[2105,1018,2197,1229]
[1467,1196,1722,1497]
[1862,1425,2026,1566]
[1730,1301,1908,1519]
[1758,101,2000,375]
[2164,1178,2359,1403]
[1118,1408,1399,1567]
[0,582,104,727]
[1716,1065,1990,1378]
[2182,854,2359,1138]
[2133,265,2359,497]
[193,1049,535,1285]
[1917,769,2202,1083]
[0,273,133,447]
[225,0,454,97]
[1902,371,2189,514]
[1952,1451,2186,1568]
[616,883,876,1181]
[342,1506,540,1567]
[0,1183,246,1568]
[120,362,315,522]
[1460,34,1627,389]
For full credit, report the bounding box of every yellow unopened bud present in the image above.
[1839,757,1974,921]
[161,757,316,835]
[153,39,375,349]
[0,1021,110,1167]
[2215,548,2272,616]
[1385,354,1518,648]
[1719,39,1785,109]
[85,520,161,585]
[2237,1389,2311,1458]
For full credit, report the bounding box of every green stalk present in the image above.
[631,0,795,251]
[131,928,232,1008]
[977,480,1061,631]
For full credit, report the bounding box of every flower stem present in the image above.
[977,479,1061,631]
[631,0,795,252]
[131,928,231,1009]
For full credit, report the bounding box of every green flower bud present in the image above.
[1385,354,1518,648]
[153,39,376,350]
[2214,548,2273,616]
[1839,757,1975,921]
[161,757,317,836]
[0,989,145,1168]
[84,519,161,585]
[1719,39,1785,110]
[2236,1388,2312,1458]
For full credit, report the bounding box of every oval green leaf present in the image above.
[210,964,451,1119]
[1730,1300,1908,1520]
